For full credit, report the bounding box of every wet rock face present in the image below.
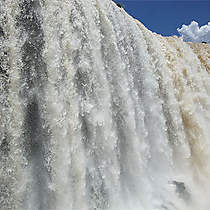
[116,2,123,8]
[172,181,190,201]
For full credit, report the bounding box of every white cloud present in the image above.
[177,21,210,43]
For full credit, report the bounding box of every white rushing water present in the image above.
[0,0,210,210]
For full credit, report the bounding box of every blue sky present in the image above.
[117,1,210,36]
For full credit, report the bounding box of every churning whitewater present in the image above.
[0,0,210,210]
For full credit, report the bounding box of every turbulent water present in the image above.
[0,0,210,210]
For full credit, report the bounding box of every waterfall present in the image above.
[0,0,210,209]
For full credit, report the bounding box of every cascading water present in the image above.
[0,0,210,210]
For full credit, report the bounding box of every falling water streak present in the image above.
[15,0,54,209]
[0,1,26,209]
[0,0,210,210]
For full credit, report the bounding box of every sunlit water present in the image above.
[0,0,210,210]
